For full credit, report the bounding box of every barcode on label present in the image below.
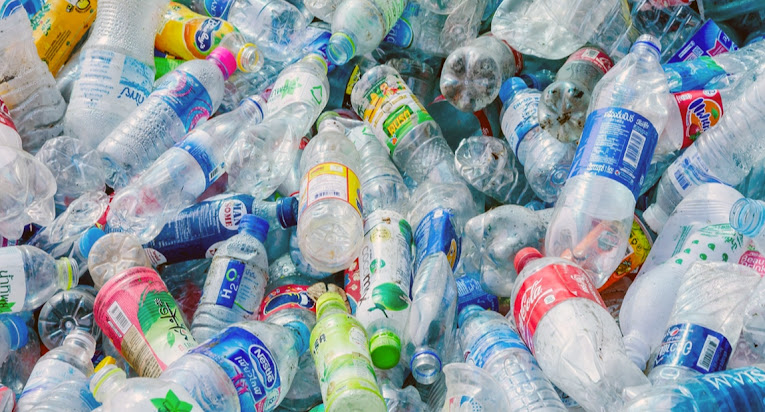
[313,190,341,200]
[623,130,646,170]
[697,334,720,371]
[209,164,223,181]
[107,302,133,335]
[674,167,691,190]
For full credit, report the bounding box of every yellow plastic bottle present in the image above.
[32,0,97,75]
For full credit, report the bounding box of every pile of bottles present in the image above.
[2,0,765,410]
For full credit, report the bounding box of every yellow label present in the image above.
[599,215,653,291]
[299,162,362,217]
[155,2,237,61]
[32,0,97,75]
[346,65,361,96]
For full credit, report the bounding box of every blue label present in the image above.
[654,323,732,374]
[679,367,765,412]
[663,57,727,92]
[154,71,214,133]
[216,260,245,308]
[195,18,222,53]
[303,28,334,73]
[456,276,498,313]
[175,131,224,188]
[203,0,233,19]
[191,326,281,411]
[569,107,658,199]
[414,208,461,272]
[0,0,21,18]
[384,18,414,48]
[466,327,530,368]
[667,20,739,64]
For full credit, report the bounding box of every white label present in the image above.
[267,73,327,115]
[666,145,721,197]
[0,248,26,313]
[20,359,87,400]
[501,91,540,155]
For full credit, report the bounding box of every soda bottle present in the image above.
[90,364,203,411]
[326,0,406,65]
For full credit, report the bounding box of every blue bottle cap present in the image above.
[277,196,299,229]
[79,227,106,259]
[499,77,528,104]
[0,315,28,350]
[239,214,269,244]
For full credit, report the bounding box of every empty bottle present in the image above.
[226,0,312,62]
[87,232,152,290]
[37,287,100,350]
[378,2,447,59]
[0,245,78,313]
[90,364,203,411]
[0,315,27,367]
[545,35,668,287]
[304,0,341,21]
[28,379,99,412]
[441,362,512,412]
[730,198,765,252]
[0,146,57,240]
[327,0,406,65]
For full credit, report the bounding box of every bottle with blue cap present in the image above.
[327,0,407,65]
[0,245,79,313]
[0,315,27,367]
[499,76,576,203]
[545,34,669,288]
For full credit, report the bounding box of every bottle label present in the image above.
[153,70,214,133]
[175,130,225,188]
[135,387,202,411]
[456,275,499,313]
[654,323,733,373]
[566,47,614,75]
[31,0,96,74]
[19,358,87,400]
[70,49,154,118]
[513,263,606,354]
[343,64,362,110]
[601,215,654,290]
[666,144,722,197]
[201,258,265,315]
[0,248,26,313]
[0,98,16,131]
[357,75,434,155]
[0,0,21,18]
[203,0,234,19]
[569,107,659,199]
[414,208,460,273]
[671,90,724,148]
[94,268,197,378]
[739,248,765,276]
[344,259,361,314]
[298,162,362,217]
[355,211,413,328]
[464,327,530,368]
[667,19,739,64]
[680,367,765,410]
[663,56,727,92]
[669,224,743,268]
[191,326,282,412]
[377,0,407,32]
[384,14,414,48]
[156,4,236,61]
[501,90,540,155]
[302,27,334,73]
[258,284,316,320]
[268,72,328,116]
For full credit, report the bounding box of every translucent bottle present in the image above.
[0,315,27,367]
[327,0,406,65]
[34,137,106,211]
[90,364,203,411]
[37,287,100,350]
[377,2,446,59]
[87,232,152,290]
[227,0,312,62]
[23,379,96,412]
[0,146,57,240]
[545,35,669,287]
[0,245,78,313]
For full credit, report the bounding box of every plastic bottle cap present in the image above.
[370,330,401,369]
[277,196,299,228]
[94,356,117,372]
[0,315,28,349]
[316,111,340,129]
[514,247,543,273]
[209,47,238,80]
[642,204,668,233]
[79,227,106,259]
[499,77,528,103]
[239,214,270,244]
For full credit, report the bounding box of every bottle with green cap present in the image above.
[310,291,387,412]
[0,245,79,313]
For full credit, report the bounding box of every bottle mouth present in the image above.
[410,350,442,385]
[328,32,356,66]
[730,198,765,237]
[56,257,78,291]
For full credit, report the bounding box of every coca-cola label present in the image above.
[566,47,614,75]
[672,90,724,148]
[513,263,606,354]
[0,98,16,131]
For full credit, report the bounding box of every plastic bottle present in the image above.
[20,379,96,412]
[304,0,341,21]
[97,45,243,188]
[458,305,566,411]
[87,232,152,290]
[0,315,27,367]
[63,0,168,149]
[31,0,96,75]
[511,248,649,411]
[310,292,386,411]
[0,245,78,313]
[37,287,100,350]
[499,77,575,203]
[106,96,267,241]
[377,2,446,59]
[326,0,406,65]
[90,364,203,411]
[441,362,512,411]
[538,46,614,144]
[0,146,57,240]
[545,35,669,287]
[439,35,523,113]
[729,198,765,252]
[226,0,312,62]
[0,0,67,152]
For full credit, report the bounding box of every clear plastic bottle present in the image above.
[511,248,648,412]
[326,0,406,65]
[0,1,66,152]
[37,287,100,350]
[0,245,78,313]
[304,0,341,21]
[730,198,765,252]
[0,146,57,240]
[97,46,239,188]
[441,362,512,411]
[34,136,106,210]
[545,35,669,287]
[87,232,152,290]
[499,77,575,203]
[191,215,270,341]
[226,0,312,62]
[63,0,168,149]
[457,305,566,411]
[377,2,447,59]
[0,315,27,367]
[90,364,203,411]
[439,35,523,113]
[23,379,96,412]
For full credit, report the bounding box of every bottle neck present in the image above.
[91,366,127,403]
[56,258,78,292]
[730,198,765,238]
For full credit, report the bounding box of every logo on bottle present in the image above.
[680,90,723,144]
[194,18,222,53]
[218,199,247,230]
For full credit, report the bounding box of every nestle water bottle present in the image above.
[0,245,78,313]
[545,35,669,287]
[98,46,240,188]
[0,146,57,240]
[511,248,648,411]
[0,315,27,367]
[0,0,66,152]
[457,305,566,411]
[326,0,406,65]
[499,78,575,203]
[63,0,168,149]
[87,232,152,290]
[439,35,523,113]
[538,46,615,144]
[37,287,99,350]
[106,96,267,241]
[34,136,106,210]
[90,364,203,411]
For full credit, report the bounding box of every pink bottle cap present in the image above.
[208,47,237,80]
[514,247,544,272]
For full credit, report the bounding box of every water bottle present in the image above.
[0,146,56,240]
[106,96,267,241]
[0,0,66,152]
[63,0,168,149]
[37,287,100,350]
[377,2,446,59]
[441,363,512,411]
[326,0,406,65]
[538,46,614,144]
[439,35,523,113]
[20,379,96,412]
[87,232,152,290]
[545,35,669,287]
[15,330,95,411]
[437,0,488,54]
[97,46,241,188]
[729,198,765,252]
[457,305,566,411]
[226,0,312,62]
[304,0,340,21]
[0,245,78,313]
[511,247,648,411]
[499,77,575,203]
[0,315,27,367]
[90,364,203,411]
[310,291,387,411]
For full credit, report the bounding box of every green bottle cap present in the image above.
[369,330,401,369]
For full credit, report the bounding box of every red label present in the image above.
[567,47,614,75]
[258,284,316,320]
[513,263,606,354]
[673,90,724,148]
[0,98,16,131]
[343,258,361,314]
[473,109,493,136]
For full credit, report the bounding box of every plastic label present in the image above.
[298,162,362,217]
[31,0,95,74]
[414,208,460,272]
[603,215,654,290]
[259,284,315,320]
[739,248,765,276]
[0,0,21,18]
[666,144,722,197]
[667,20,739,64]
[202,256,265,316]
[203,0,234,19]
[212,259,245,309]
[153,70,214,133]
[377,0,407,32]
[175,130,224,188]
[501,90,540,155]
[465,327,529,368]
[669,224,743,268]
[569,107,659,199]
[268,73,327,116]
[0,98,15,131]
[654,323,732,373]
[156,4,236,60]
[191,326,281,412]
[456,275,499,313]
[344,259,361,314]
[663,57,726,92]
[384,16,413,48]
[567,47,614,75]
[513,263,606,354]
[679,367,765,411]
[672,90,724,148]
[0,248,26,313]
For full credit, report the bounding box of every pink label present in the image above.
[567,47,614,75]
[739,250,765,276]
[0,98,16,131]
[672,90,724,148]
[513,263,606,354]
[258,284,315,320]
[94,267,197,378]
